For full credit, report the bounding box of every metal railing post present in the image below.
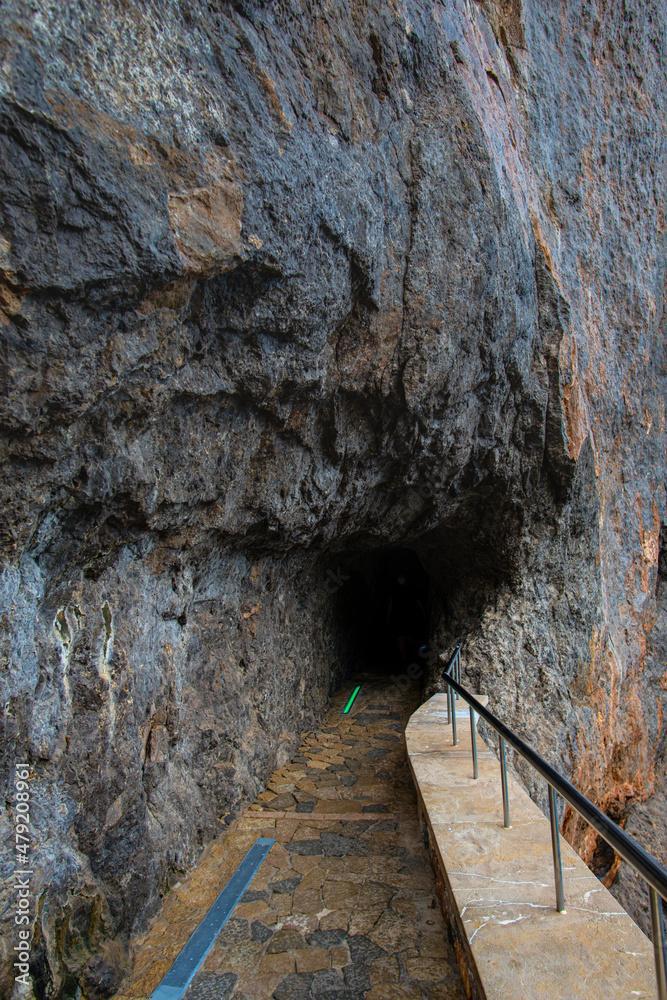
[499,737,510,828]
[548,785,566,913]
[650,887,667,1000]
[437,640,667,983]
[469,705,478,779]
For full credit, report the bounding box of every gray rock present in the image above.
[186,972,237,1000]
[250,921,274,943]
[272,973,314,1000]
[269,876,303,894]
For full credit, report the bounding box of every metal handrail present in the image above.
[441,644,667,1000]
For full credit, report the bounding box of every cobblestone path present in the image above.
[113,677,465,1000]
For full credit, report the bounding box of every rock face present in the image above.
[0,0,665,995]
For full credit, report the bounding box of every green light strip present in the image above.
[342,685,361,715]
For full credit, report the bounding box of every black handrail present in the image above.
[441,647,667,901]
[440,644,667,999]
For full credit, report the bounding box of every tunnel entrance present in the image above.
[324,486,522,694]
[331,547,431,679]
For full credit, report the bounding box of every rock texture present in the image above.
[0,0,665,996]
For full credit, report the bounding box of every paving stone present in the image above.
[306,929,348,948]
[320,833,369,857]
[318,910,351,931]
[220,941,265,976]
[295,801,315,813]
[287,839,323,856]
[292,886,323,912]
[233,900,273,921]
[236,973,285,998]
[370,819,399,832]
[339,857,373,874]
[347,934,387,966]
[294,947,329,973]
[339,820,375,836]
[311,974,367,998]
[365,985,424,1000]
[424,982,470,1000]
[259,952,295,975]
[217,918,250,944]
[185,971,237,1000]
[391,898,418,921]
[361,804,390,814]
[322,880,359,910]
[293,790,317,802]
[329,945,350,968]
[272,972,314,1000]
[241,888,271,904]
[270,876,303,894]
[404,956,452,982]
[251,920,274,943]
[370,955,401,983]
[311,968,346,992]
[298,868,327,891]
[267,927,306,953]
[347,908,383,936]
[316,992,366,1000]
[290,855,322,875]
[343,964,373,993]
[275,820,302,841]
[282,912,320,935]
[295,823,344,839]
[273,895,294,915]
[368,910,419,952]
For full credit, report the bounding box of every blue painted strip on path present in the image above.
[149,837,275,1000]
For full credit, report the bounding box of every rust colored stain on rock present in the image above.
[167,180,243,277]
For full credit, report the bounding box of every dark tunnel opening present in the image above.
[332,547,431,681]
[324,487,523,697]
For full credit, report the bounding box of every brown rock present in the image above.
[266,928,305,954]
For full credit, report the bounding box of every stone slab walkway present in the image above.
[112,678,466,1000]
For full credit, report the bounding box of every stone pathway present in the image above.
[112,677,466,1000]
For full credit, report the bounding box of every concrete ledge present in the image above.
[406,693,656,1000]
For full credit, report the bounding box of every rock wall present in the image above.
[0,0,665,995]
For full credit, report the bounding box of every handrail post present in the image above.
[650,887,667,1000]
[548,785,566,912]
[499,737,510,828]
[469,705,478,779]
[436,641,667,952]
